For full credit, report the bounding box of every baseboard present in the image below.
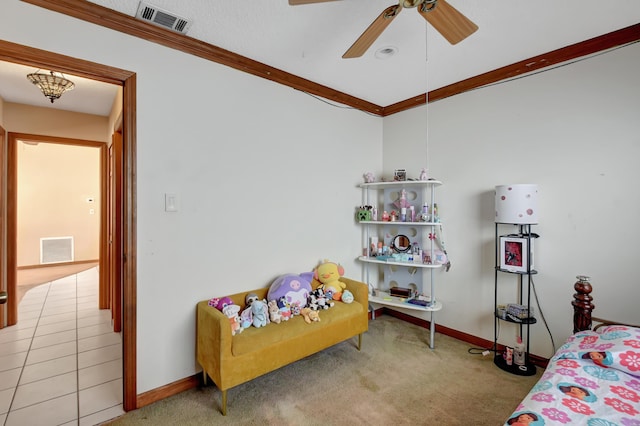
[135,308,548,409]
[136,375,199,409]
[380,307,549,368]
[17,259,99,270]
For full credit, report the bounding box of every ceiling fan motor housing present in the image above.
[402,0,436,9]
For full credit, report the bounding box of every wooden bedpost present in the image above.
[572,275,594,333]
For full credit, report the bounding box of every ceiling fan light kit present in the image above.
[291,0,478,58]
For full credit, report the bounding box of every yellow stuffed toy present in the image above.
[313,260,347,301]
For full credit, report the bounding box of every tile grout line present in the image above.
[4,281,53,425]
[3,268,121,425]
[76,273,81,426]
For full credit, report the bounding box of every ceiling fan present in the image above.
[289,0,478,58]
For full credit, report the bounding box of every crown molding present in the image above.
[21,1,640,116]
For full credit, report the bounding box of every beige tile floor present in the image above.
[0,267,124,425]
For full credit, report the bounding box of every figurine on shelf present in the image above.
[419,168,428,181]
[382,210,390,222]
[420,203,430,222]
[363,172,375,183]
[393,189,411,210]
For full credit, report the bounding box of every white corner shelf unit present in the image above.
[358,180,445,349]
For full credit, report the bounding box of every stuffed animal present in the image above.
[301,307,320,324]
[267,273,313,308]
[277,297,292,321]
[314,260,347,301]
[267,300,283,324]
[290,303,301,316]
[245,292,259,307]
[222,304,244,335]
[230,315,243,335]
[341,290,354,304]
[307,288,334,311]
[240,306,253,329]
[250,298,270,328]
[208,296,233,311]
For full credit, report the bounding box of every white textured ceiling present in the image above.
[2,0,640,115]
[0,61,119,116]
[88,0,640,106]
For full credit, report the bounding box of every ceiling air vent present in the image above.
[135,2,192,35]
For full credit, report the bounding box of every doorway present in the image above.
[11,134,104,305]
[0,40,137,411]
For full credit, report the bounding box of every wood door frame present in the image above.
[0,125,5,327]
[0,39,137,411]
[108,117,123,332]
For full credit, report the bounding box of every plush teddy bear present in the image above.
[314,260,347,301]
[301,307,320,324]
[267,300,283,324]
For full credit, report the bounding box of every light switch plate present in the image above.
[165,193,179,212]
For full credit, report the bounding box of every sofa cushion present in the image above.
[231,300,365,357]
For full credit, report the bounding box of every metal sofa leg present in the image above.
[221,389,228,416]
[358,333,362,351]
[202,370,207,386]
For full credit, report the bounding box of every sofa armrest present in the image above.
[341,277,369,306]
[197,301,233,381]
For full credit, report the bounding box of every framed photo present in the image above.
[394,169,407,181]
[500,236,534,272]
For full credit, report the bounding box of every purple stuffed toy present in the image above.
[267,272,313,308]
[208,296,233,311]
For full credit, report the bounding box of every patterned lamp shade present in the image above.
[495,184,539,224]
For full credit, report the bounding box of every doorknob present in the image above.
[0,291,7,304]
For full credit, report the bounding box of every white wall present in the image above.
[1,0,382,392]
[383,43,640,358]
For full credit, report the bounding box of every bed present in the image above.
[504,279,640,426]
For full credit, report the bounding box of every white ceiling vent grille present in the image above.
[135,2,192,34]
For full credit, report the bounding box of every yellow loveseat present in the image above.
[196,277,369,415]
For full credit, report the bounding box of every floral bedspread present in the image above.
[505,325,640,426]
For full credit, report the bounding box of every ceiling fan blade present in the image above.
[343,5,401,59]
[417,0,478,45]
[289,0,340,5]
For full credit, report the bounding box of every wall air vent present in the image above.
[135,2,192,35]
[41,237,74,264]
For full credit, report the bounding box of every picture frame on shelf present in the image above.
[393,169,406,181]
[500,236,534,272]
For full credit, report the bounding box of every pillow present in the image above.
[266,272,313,308]
[557,326,640,377]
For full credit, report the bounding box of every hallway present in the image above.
[0,267,124,425]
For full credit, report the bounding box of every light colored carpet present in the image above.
[106,315,541,425]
